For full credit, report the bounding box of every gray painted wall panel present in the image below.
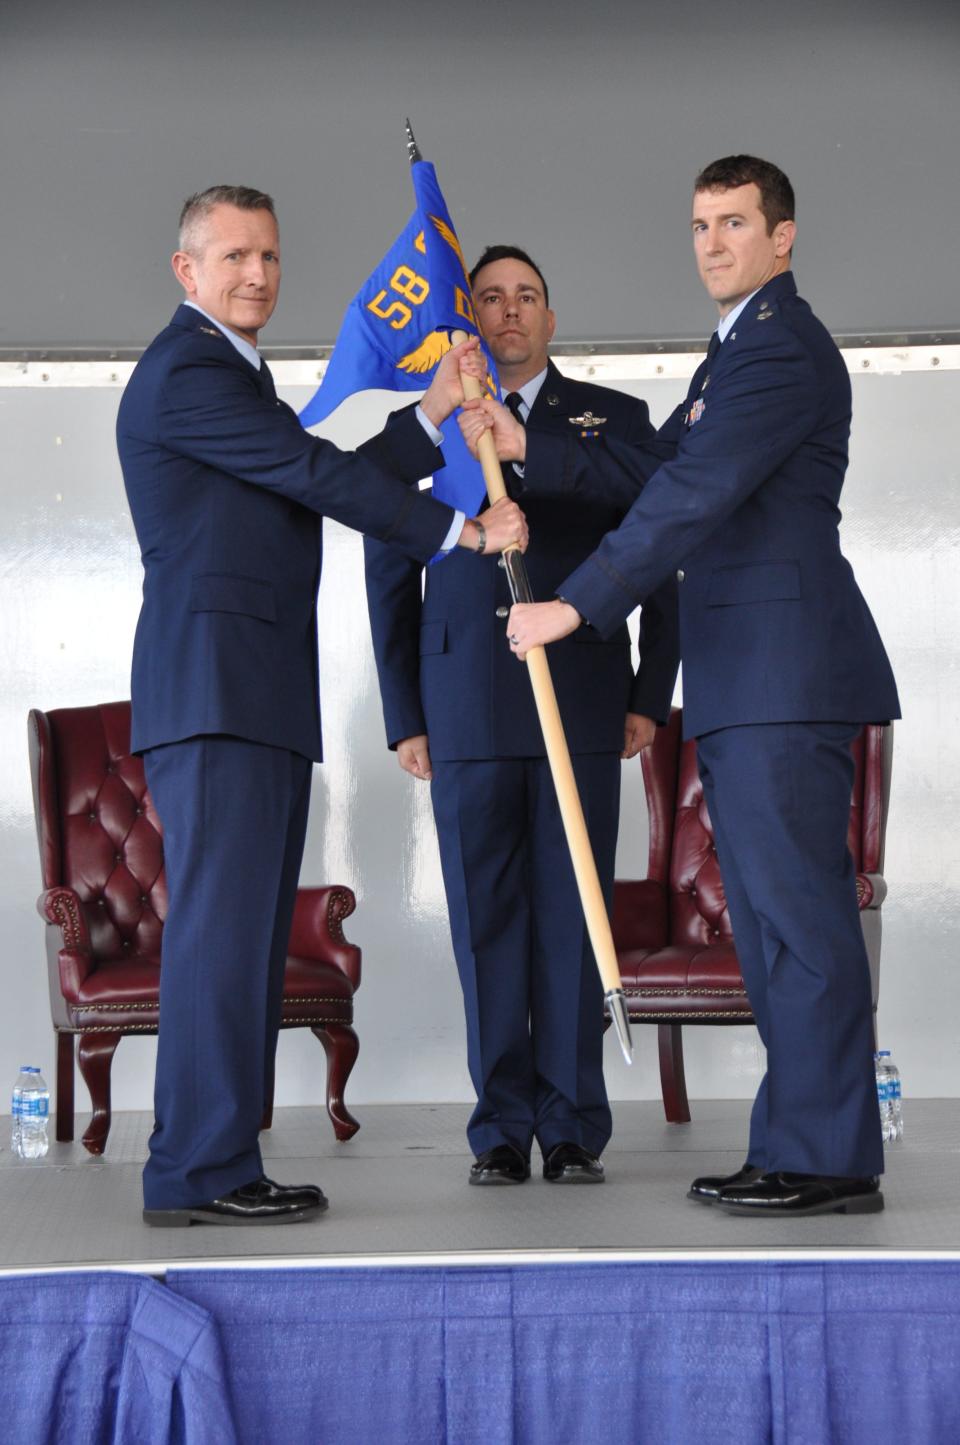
[2,0,958,345]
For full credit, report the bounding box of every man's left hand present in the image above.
[622,713,656,758]
[507,600,581,659]
[420,337,486,426]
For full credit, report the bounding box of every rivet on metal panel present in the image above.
[42,373,49,382]
[587,365,595,376]
[932,356,941,367]
[109,372,118,382]
[861,359,870,368]
[656,365,664,375]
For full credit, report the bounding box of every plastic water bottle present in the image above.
[11,1067,50,1159]
[875,1050,903,1144]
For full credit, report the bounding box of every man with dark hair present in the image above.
[118,186,526,1226]
[467,157,900,1216]
[693,155,795,234]
[468,244,551,304]
[365,246,678,1186]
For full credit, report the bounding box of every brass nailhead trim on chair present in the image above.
[623,987,749,998]
[50,892,84,949]
[327,889,352,943]
[73,995,350,1014]
[626,1010,754,1021]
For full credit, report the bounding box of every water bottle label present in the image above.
[876,1079,890,1103]
[890,1079,902,1101]
[20,1097,49,1119]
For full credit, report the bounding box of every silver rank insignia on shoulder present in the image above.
[198,325,223,337]
[568,411,607,427]
[756,306,774,321]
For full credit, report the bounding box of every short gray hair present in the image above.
[178,185,276,253]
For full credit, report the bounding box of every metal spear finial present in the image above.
[405,118,422,165]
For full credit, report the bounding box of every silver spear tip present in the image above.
[405,119,422,165]
[605,989,634,1064]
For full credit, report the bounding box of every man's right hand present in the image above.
[397,735,433,780]
[459,396,527,463]
[458,496,529,554]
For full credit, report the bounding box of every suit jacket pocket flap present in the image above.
[190,573,277,622]
[707,561,801,606]
[419,620,448,656]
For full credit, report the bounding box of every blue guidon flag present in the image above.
[299,157,497,523]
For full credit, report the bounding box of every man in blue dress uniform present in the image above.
[467,159,900,1216]
[365,247,678,1186]
[117,186,526,1225]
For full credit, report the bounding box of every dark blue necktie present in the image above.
[504,391,526,426]
[259,360,277,401]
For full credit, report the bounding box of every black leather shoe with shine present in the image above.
[542,1142,605,1183]
[687,1163,765,1204]
[143,1175,329,1226]
[717,1171,883,1216]
[469,1144,531,1185]
[262,1174,326,1206]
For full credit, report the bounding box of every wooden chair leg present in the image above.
[77,1032,121,1155]
[658,1022,691,1124]
[312,1024,360,1141]
[55,1032,75,1142]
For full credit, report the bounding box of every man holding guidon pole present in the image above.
[307,125,676,1186]
[463,155,900,1218]
[365,239,678,1186]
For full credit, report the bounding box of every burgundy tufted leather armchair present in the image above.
[28,701,362,1154]
[611,708,893,1123]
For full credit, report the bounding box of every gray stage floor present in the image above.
[0,1100,956,1273]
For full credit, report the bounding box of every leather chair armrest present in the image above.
[611,878,670,951]
[38,887,93,1003]
[38,886,92,950]
[856,873,887,910]
[290,885,361,990]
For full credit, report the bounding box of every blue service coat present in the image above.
[517,274,898,1177]
[364,362,680,759]
[117,304,455,762]
[520,276,900,735]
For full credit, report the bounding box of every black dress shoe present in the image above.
[542,1143,604,1183]
[469,1144,530,1185]
[717,1171,884,1217]
[687,1163,765,1205]
[262,1174,326,1206]
[143,1175,329,1227]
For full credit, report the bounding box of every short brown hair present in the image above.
[178,185,276,253]
[469,245,550,308]
[694,156,794,235]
